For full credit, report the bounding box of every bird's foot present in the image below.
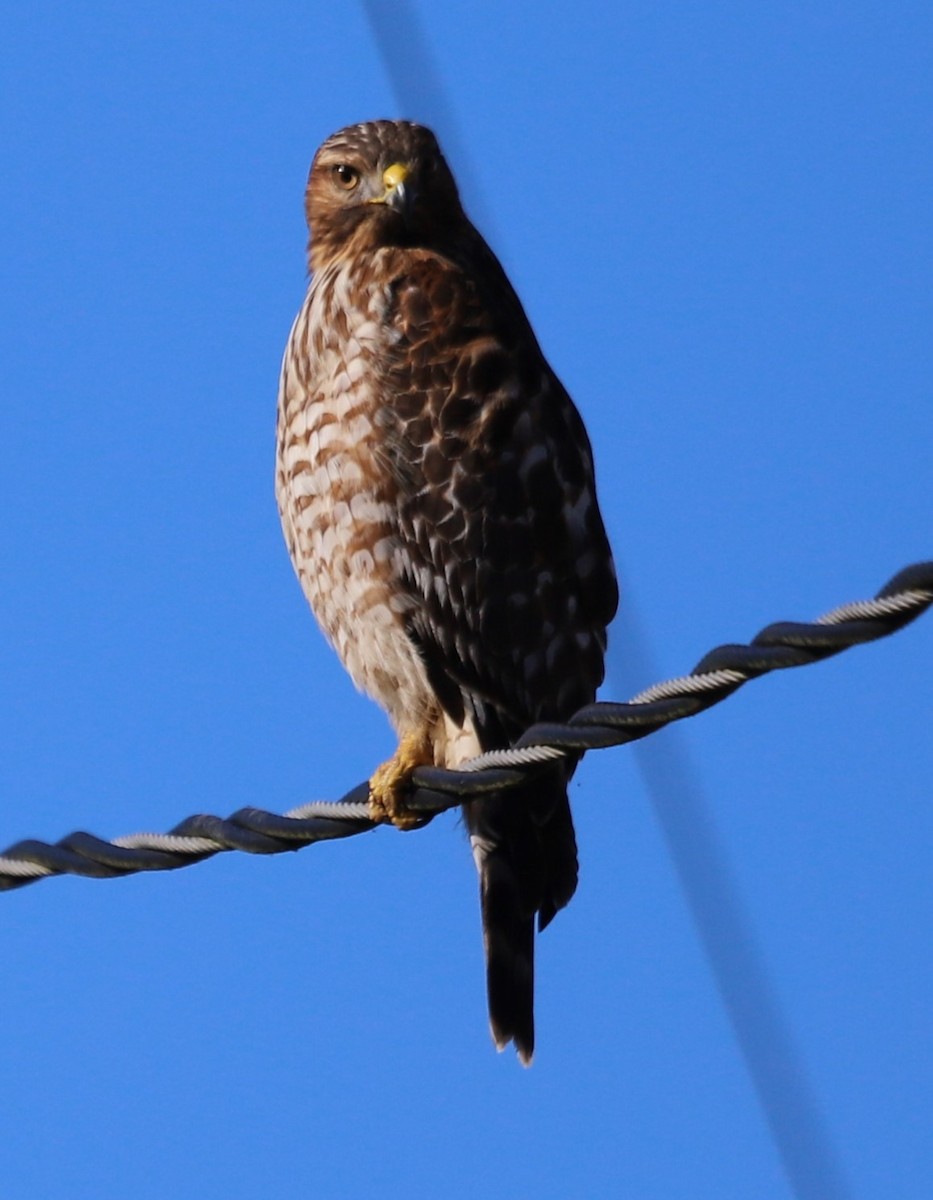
[369,730,434,831]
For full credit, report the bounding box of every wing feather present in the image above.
[376,242,617,744]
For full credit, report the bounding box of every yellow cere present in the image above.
[382,162,409,190]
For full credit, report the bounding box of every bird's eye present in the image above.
[332,163,360,191]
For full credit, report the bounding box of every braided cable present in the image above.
[1,561,929,893]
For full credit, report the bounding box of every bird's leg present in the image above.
[369,728,434,831]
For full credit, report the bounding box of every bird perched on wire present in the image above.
[276,120,617,1064]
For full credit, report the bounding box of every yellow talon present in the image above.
[369,729,434,830]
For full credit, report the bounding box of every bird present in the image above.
[275,120,618,1064]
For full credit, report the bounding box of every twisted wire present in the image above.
[2,561,929,893]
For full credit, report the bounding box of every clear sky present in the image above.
[1,2,931,1197]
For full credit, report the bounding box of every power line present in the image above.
[3,560,928,893]
[353,11,921,1195]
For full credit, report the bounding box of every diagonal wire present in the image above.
[2,561,929,898]
[616,598,853,1199]
[359,0,496,238]
[357,6,914,1194]
[0,553,928,1200]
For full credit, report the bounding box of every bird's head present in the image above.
[304,120,464,272]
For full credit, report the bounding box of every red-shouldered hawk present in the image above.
[276,121,618,1064]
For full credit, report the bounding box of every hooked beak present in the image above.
[368,162,411,216]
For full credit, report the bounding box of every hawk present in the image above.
[276,120,618,1063]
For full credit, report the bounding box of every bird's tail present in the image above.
[466,773,578,1065]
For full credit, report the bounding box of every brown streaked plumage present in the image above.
[275,120,618,1063]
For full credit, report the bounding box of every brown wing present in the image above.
[372,239,618,1062]
[374,240,618,748]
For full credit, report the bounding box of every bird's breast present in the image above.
[275,265,434,731]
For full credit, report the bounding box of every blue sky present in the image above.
[1,2,931,1197]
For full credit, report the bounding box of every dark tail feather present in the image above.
[536,790,578,931]
[478,847,536,1064]
[467,773,578,1065]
